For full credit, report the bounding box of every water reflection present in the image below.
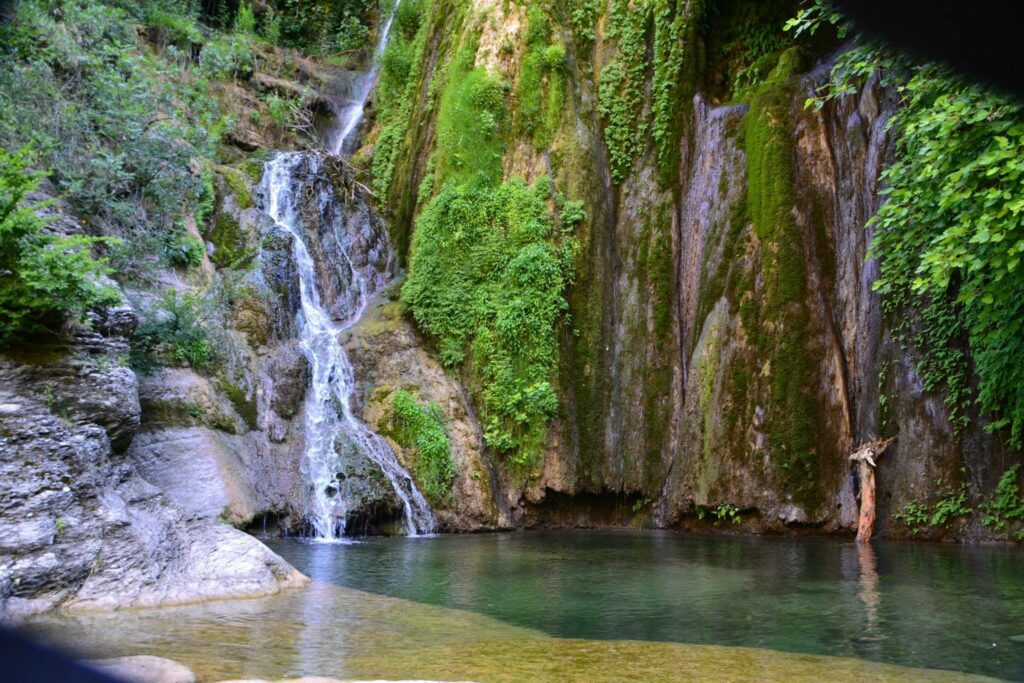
[21,531,1024,681]
[857,542,884,645]
[266,531,1024,679]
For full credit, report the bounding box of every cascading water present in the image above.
[327,0,402,155]
[262,152,434,540]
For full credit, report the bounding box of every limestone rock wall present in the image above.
[373,0,1023,538]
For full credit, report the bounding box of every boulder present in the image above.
[87,656,196,683]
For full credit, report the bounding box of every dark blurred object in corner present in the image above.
[834,0,1024,97]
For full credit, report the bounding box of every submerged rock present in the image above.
[87,656,196,683]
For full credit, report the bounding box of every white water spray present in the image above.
[328,0,402,155]
[262,153,434,540]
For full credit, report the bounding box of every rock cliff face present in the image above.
[0,306,305,622]
[367,0,1022,538]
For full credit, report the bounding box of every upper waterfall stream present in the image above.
[261,152,434,539]
[328,0,401,155]
[256,0,434,540]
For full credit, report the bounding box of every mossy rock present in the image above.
[230,289,272,348]
[214,164,254,209]
[220,381,259,431]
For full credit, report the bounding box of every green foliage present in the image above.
[402,178,579,467]
[146,7,203,49]
[199,31,255,80]
[264,0,372,55]
[262,9,282,45]
[515,6,566,149]
[713,504,741,524]
[391,390,455,506]
[871,69,1024,447]
[263,92,297,127]
[980,466,1024,540]
[597,0,648,183]
[164,232,206,269]
[235,2,256,34]
[431,47,507,188]
[706,0,795,99]
[597,0,701,183]
[133,289,219,369]
[569,0,599,52]
[893,477,972,534]
[0,0,230,255]
[0,148,121,345]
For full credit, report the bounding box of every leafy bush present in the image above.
[164,233,206,269]
[132,289,220,369]
[981,466,1024,540]
[0,148,121,345]
[431,47,508,188]
[235,2,256,34]
[264,0,372,55]
[0,0,229,255]
[402,178,579,467]
[199,31,255,80]
[391,390,455,506]
[893,477,972,534]
[263,93,296,127]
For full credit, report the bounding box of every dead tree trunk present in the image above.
[850,437,896,543]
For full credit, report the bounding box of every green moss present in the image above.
[696,315,723,463]
[390,390,455,507]
[207,211,254,268]
[515,6,566,150]
[216,165,253,209]
[221,381,258,431]
[741,48,821,510]
[241,158,265,184]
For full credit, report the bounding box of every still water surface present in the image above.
[26,531,1024,681]
[266,531,1024,679]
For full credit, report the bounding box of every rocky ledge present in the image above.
[0,305,305,623]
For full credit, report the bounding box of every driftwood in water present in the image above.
[850,436,897,543]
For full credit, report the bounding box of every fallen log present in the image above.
[850,436,897,543]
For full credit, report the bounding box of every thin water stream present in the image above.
[328,0,402,155]
[262,153,433,539]
[258,0,433,539]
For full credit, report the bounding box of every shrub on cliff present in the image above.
[0,148,121,346]
[401,177,579,468]
[391,390,455,506]
[789,1,1024,449]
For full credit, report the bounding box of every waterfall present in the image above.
[261,152,435,539]
[327,0,402,155]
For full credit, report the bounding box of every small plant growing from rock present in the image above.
[713,504,741,525]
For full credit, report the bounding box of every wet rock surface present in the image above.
[344,292,506,532]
